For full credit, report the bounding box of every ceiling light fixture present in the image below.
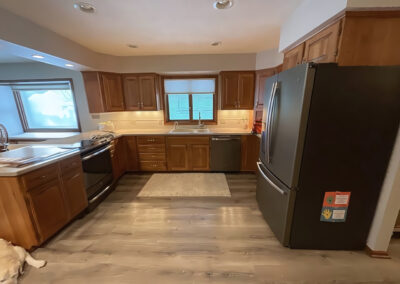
[127,44,138,49]
[211,41,222,46]
[65,64,74,67]
[74,2,95,13]
[213,0,233,10]
[32,55,44,59]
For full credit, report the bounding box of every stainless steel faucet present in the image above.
[198,113,205,128]
[174,121,179,129]
[0,124,9,152]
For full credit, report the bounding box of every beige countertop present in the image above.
[0,147,80,177]
[1,128,256,177]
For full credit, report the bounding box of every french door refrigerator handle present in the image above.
[267,81,280,164]
[257,162,287,195]
[266,81,278,164]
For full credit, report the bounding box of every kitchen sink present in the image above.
[169,128,211,134]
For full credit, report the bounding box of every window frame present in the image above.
[162,75,218,125]
[0,78,81,133]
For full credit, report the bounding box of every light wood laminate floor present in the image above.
[21,173,400,284]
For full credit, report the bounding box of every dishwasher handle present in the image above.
[211,137,241,141]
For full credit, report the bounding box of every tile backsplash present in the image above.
[91,110,253,130]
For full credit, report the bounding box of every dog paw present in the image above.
[38,260,47,268]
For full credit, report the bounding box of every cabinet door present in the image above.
[237,72,255,109]
[82,72,105,113]
[282,43,305,71]
[190,144,210,171]
[101,73,125,112]
[123,76,141,111]
[63,170,87,218]
[220,72,239,110]
[28,180,68,241]
[125,136,139,171]
[241,135,260,171]
[139,76,158,111]
[111,138,127,179]
[167,144,189,171]
[303,20,342,63]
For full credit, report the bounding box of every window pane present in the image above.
[168,94,190,120]
[19,89,79,130]
[164,79,215,93]
[192,94,213,120]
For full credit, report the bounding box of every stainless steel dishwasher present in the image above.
[210,135,241,171]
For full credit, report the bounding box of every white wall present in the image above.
[255,49,284,70]
[279,0,347,51]
[0,63,96,131]
[367,127,400,252]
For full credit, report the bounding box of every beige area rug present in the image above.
[137,173,231,197]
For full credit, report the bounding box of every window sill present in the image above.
[9,132,81,141]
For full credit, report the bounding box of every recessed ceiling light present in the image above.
[32,55,44,59]
[127,44,138,49]
[213,0,233,10]
[74,2,95,13]
[65,64,74,67]
[211,41,222,46]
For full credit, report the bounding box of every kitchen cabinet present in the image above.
[125,136,140,171]
[220,71,255,110]
[303,20,342,64]
[28,179,69,242]
[82,71,125,113]
[136,136,167,171]
[282,10,400,70]
[0,154,87,249]
[123,74,160,111]
[282,43,305,71]
[166,136,210,171]
[111,137,128,179]
[254,65,282,111]
[241,135,260,172]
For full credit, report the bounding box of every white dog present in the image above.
[0,239,46,284]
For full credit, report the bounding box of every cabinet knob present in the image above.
[41,175,46,179]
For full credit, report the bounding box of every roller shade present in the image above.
[3,81,72,91]
[164,79,215,93]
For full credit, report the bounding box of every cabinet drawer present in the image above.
[140,161,167,171]
[137,144,166,153]
[22,164,59,191]
[59,155,82,174]
[139,153,166,162]
[137,136,165,145]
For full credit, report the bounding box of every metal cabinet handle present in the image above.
[256,162,286,195]
[41,175,47,179]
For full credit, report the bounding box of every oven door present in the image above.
[81,144,113,201]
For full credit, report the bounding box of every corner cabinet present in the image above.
[220,71,255,110]
[82,71,125,113]
[123,74,160,111]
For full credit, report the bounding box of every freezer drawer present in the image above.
[256,162,295,246]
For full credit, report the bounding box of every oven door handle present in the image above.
[81,145,111,161]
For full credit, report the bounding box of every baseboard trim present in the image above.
[365,245,391,259]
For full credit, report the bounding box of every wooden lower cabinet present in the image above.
[0,154,87,249]
[28,179,69,242]
[166,136,210,171]
[111,137,128,178]
[125,136,140,171]
[136,136,167,171]
[241,135,261,171]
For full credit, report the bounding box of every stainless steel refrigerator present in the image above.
[256,63,400,249]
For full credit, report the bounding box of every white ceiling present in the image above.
[0,0,302,56]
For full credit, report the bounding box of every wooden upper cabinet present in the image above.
[82,71,124,113]
[101,73,125,112]
[237,73,255,109]
[123,74,159,111]
[220,71,255,110]
[123,76,141,111]
[303,20,342,64]
[220,72,239,110]
[282,43,305,71]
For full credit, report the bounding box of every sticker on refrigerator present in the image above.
[320,192,351,222]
